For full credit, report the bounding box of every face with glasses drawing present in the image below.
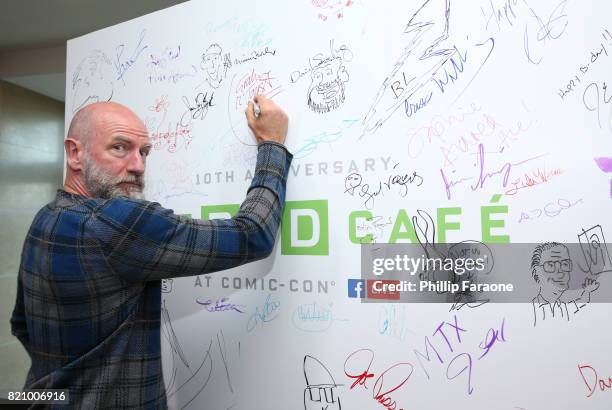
[533,244,572,300]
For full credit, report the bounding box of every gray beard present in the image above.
[83,158,145,200]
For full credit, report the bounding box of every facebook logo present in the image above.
[347,279,366,299]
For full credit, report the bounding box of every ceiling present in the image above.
[0,0,188,101]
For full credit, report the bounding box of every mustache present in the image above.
[117,174,144,188]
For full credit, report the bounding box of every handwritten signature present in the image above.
[344,348,413,410]
[291,302,347,332]
[583,80,612,135]
[404,92,433,118]
[578,364,612,398]
[181,92,215,126]
[378,305,413,343]
[504,165,563,195]
[196,297,245,313]
[344,164,424,209]
[246,294,280,332]
[517,198,582,223]
[293,119,358,159]
[523,0,568,64]
[440,143,548,200]
[114,29,148,83]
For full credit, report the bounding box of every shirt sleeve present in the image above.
[10,275,31,356]
[92,142,292,282]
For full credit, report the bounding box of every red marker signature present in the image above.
[344,349,413,410]
[579,364,612,397]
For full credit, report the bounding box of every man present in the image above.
[10,95,291,408]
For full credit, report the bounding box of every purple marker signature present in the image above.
[440,143,548,200]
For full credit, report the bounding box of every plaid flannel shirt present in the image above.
[10,142,292,409]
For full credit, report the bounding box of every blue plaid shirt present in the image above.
[10,142,292,409]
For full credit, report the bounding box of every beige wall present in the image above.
[0,80,64,391]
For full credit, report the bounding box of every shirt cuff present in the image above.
[257,140,292,156]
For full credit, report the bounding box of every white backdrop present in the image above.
[65,1,612,408]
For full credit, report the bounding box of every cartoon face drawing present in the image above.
[344,172,362,193]
[303,355,341,410]
[201,43,225,88]
[532,242,572,302]
[307,56,349,113]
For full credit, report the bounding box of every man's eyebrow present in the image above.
[111,136,133,145]
[111,136,151,151]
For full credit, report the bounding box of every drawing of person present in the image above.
[71,50,114,113]
[307,54,349,113]
[200,43,226,88]
[303,355,342,410]
[344,172,362,194]
[531,242,599,305]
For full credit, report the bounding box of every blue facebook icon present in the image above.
[348,279,366,298]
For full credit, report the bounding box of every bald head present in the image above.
[67,101,145,146]
[64,101,151,199]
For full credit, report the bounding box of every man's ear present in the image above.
[532,268,539,283]
[64,138,85,171]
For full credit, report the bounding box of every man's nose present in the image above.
[126,150,145,175]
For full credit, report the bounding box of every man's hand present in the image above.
[583,277,600,294]
[245,94,288,145]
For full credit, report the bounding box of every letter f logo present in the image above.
[348,279,365,298]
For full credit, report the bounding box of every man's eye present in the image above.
[113,144,125,152]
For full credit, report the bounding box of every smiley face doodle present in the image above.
[344,173,362,194]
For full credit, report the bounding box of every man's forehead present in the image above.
[99,105,141,123]
[96,107,146,132]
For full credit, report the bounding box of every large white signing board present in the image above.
[66,0,612,409]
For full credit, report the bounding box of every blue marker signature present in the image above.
[404,92,433,118]
[291,302,347,332]
[523,0,568,65]
[378,305,414,343]
[114,29,148,83]
[246,294,280,332]
[293,119,358,159]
